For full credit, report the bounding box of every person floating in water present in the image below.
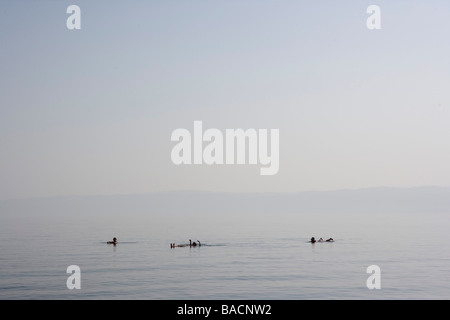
[171,240,201,248]
[171,243,188,248]
[309,237,334,243]
[189,239,201,247]
[107,237,118,245]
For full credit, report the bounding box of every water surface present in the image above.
[1,208,449,299]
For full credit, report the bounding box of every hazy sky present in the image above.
[1,1,450,200]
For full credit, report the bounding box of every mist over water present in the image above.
[2,1,450,301]
[1,190,449,299]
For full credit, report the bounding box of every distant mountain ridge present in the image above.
[1,186,450,216]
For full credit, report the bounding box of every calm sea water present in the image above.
[1,208,449,300]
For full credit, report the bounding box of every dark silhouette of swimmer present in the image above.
[189,239,197,247]
[171,240,202,248]
[326,238,334,242]
[310,237,316,243]
[171,243,188,248]
[107,237,118,245]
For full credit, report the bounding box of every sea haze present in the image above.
[1,187,449,299]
